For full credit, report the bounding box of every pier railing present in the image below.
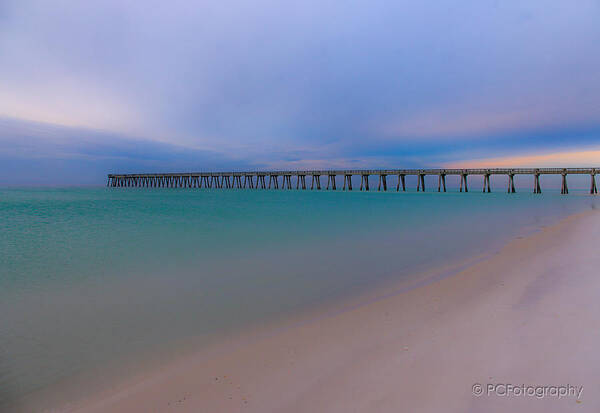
[107,168,599,194]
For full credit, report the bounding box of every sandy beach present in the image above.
[40,209,600,412]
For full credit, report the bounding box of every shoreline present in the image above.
[25,239,499,413]
[28,208,599,412]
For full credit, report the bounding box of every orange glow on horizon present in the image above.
[447,148,600,169]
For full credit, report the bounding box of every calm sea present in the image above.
[0,186,597,409]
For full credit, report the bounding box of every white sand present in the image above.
[48,210,600,412]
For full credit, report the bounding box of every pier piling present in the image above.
[483,173,491,192]
[311,174,321,190]
[378,174,387,191]
[327,174,337,190]
[343,174,353,191]
[417,174,426,192]
[437,174,447,192]
[508,174,516,193]
[268,174,279,189]
[460,173,468,192]
[297,175,307,190]
[561,171,569,194]
[534,172,542,194]
[397,174,406,192]
[360,174,369,191]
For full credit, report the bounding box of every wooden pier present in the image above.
[108,168,599,194]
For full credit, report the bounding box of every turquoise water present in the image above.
[0,187,597,409]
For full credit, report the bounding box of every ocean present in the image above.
[0,186,597,409]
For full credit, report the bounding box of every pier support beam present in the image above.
[257,175,266,189]
[378,174,387,191]
[268,175,279,189]
[483,174,491,193]
[327,174,337,190]
[460,174,468,192]
[297,175,307,190]
[507,174,515,193]
[591,173,597,194]
[343,174,353,190]
[311,175,321,190]
[244,175,254,189]
[360,174,369,191]
[438,174,446,192]
[283,175,292,189]
[533,173,542,194]
[397,174,406,192]
[561,172,569,195]
[417,174,425,192]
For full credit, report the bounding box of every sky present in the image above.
[1,0,599,184]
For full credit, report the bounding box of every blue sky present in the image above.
[1,0,599,184]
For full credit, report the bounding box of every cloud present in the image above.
[0,0,599,182]
[0,117,257,185]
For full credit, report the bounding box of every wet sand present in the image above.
[44,210,600,412]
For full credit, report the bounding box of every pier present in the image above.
[108,168,599,194]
